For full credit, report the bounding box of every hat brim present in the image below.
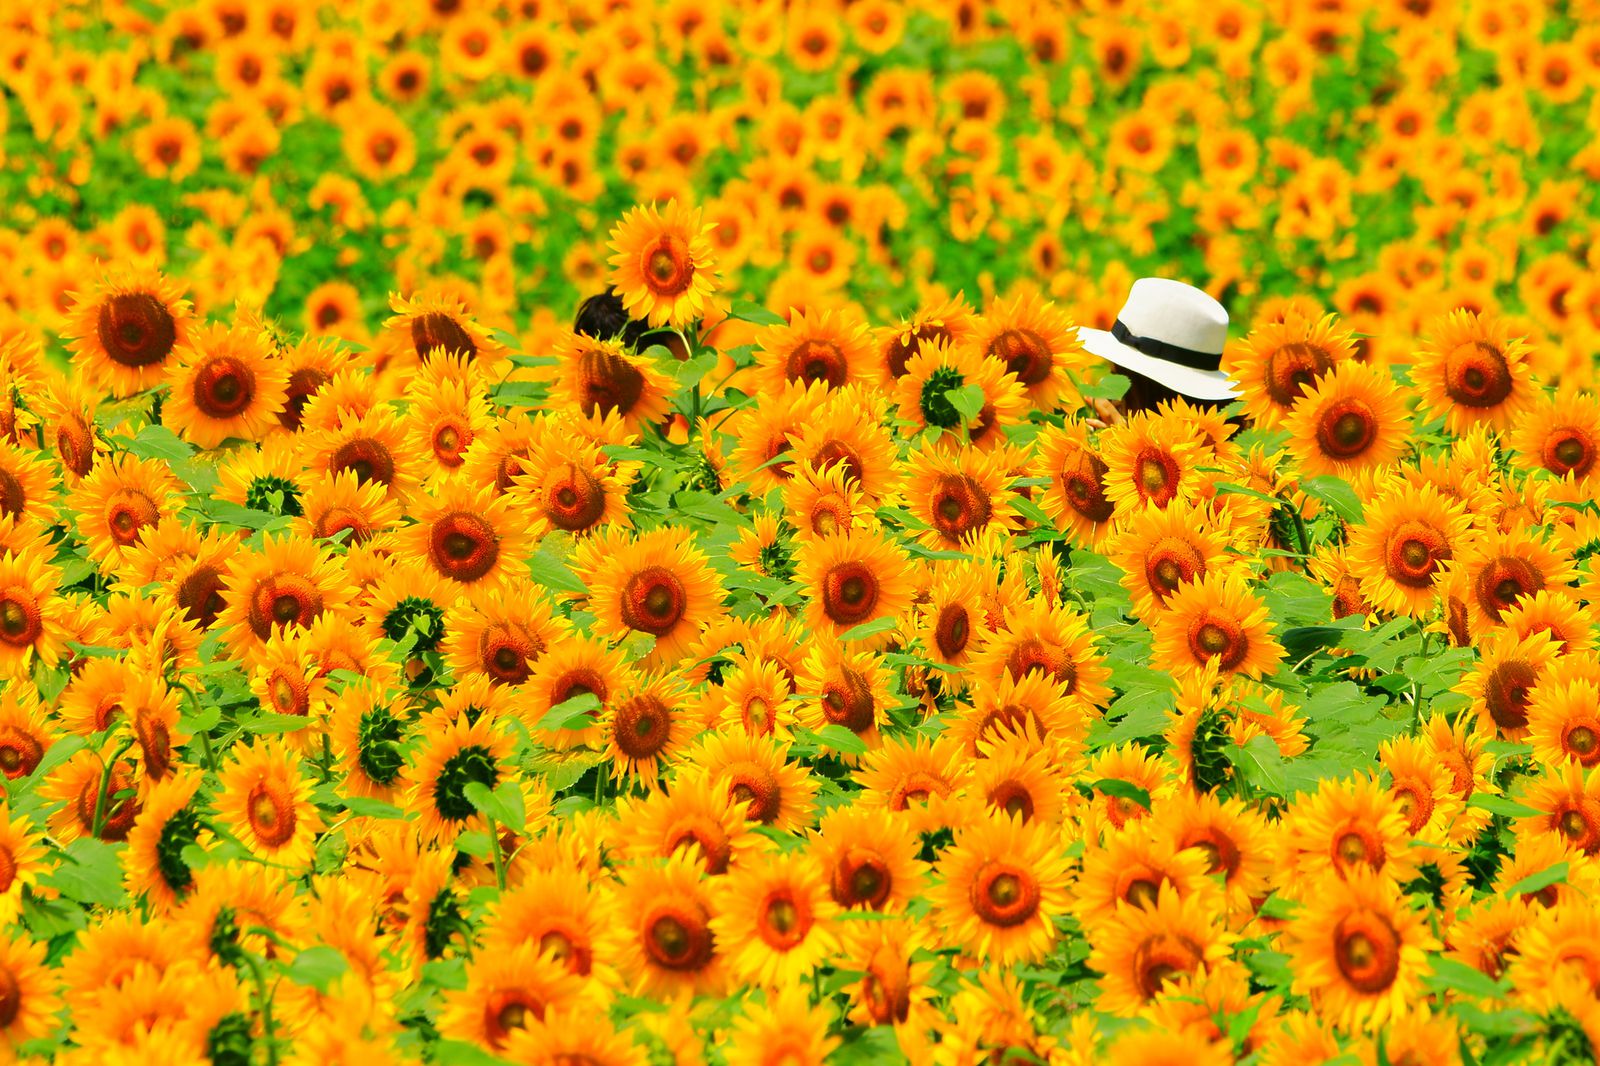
[1078,327,1240,402]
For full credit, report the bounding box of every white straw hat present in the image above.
[1077,278,1240,401]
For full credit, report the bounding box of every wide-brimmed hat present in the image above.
[1077,278,1239,401]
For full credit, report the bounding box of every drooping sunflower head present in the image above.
[552,330,675,434]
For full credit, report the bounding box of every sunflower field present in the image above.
[4,0,1600,1063]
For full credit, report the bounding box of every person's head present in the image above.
[1077,278,1239,413]
[574,288,691,360]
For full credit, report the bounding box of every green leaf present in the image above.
[526,548,586,595]
[242,712,314,735]
[47,838,127,908]
[1236,735,1287,797]
[1010,495,1053,527]
[728,299,786,326]
[343,796,406,820]
[432,1039,514,1066]
[1421,956,1507,1001]
[1076,372,1130,401]
[1300,474,1365,523]
[26,734,86,785]
[286,946,349,993]
[1467,794,1542,819]
[839,616,899,642]
[1089,778,1150,810]
[812,725,869,755]
[125,424,192,462]
[536,692,601,732]
[944,383,986,422]
[463,780,526,832]
[490,382,546,407]
[1210,481,1282,506]
[1503,861,1567,899]
[204,500,287,531]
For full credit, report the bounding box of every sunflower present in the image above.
[484,863,625,987]
[519,633,628,750]
[1503,590,1595,656]
[726,986,839,1066]
[216,532,354,664]
[119,670,186,792]
[970,728,1074,828]
[973,289,1087,412]
[1287,868,1439,1031]
[807,805,925,914]
[1509,388,1600,482]
[380,289,501,372]
[122,768,206,913]
[63,267,193,397]
[0,439,57,527]
[1033,420,1116,548]
[405,713,513,845]
[213,441,305,521]
[42,750,141,844]
[894,337,1027,451]
[402,355,493,479]
[1505,895,1600,1008]
[754,307,877,393]
[1280,772,1419,888]
[928,813,1072,965]
[723,379,829,495]
[916,562,994,671]
[1150,570,1283,680]
[1074,820,1221,928]
[1099,410,1208,515]
[291,470,404,546]
[499,1008,649,1066]
[163,323,289,448]
[0,935,61,1052]
[603,670,693,787]
[709,849,838,987]
[690,733,817,833]
[396,480,527,593]
[970,597,1113,710]
[614,854,726,999]
[1086,885,1237,1019]
[442,582,569,687]
[1281,360,1411,478]
[437,941,591,1054]
[0,682,54,782]
[512,431,636,539]
[328,678,408,803]
[1457,628,1562,740]
[1411,308,1536,434]
[780,458,867,544]
[68,452,182,569]
[1529,673,1600,770]
[793,638,893,752]
[0,548,69,680]
[551,330,676,434]
[950,672,1084,757]
[874,294,977,381]
[1109,500,1234,620]
[586,527,726,664]
[1346,481,1473,619]
[794,527,914,648]
[788,389,903,501]
[1224,312,1358,428]
[1454,526,1576,636]
[1517,761,1600,856]
[607,199,719,327]
[215,737,322,867]
[612,772,764,875]
[305,405,422,502]
[0,802,46,927]
[902,441,1018,550]
[1158,790,1274,912]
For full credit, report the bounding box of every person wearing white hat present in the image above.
[1076,277,1241,421]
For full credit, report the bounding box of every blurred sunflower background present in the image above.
[1,1,1600,1065]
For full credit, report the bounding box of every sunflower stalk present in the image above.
[237,946,280,1066]
[90,736,137,841]
[485,814,507,891]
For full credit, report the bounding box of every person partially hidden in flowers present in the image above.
[574,288,690,361]
[1076,277,1241,424]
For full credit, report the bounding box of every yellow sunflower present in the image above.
[1150,570,1283,680]
[1286,868,1439,1031]
[1099,410,1207,515]
[611,771,764,875]
[215,737,323,868]
[1224,311,1358,428]
[1085,883,1237,1017]
[709,849,839,987]
[972,289,1087,412]
[754,306,878,393]
[163,323,290,448]
[291,469,404,546]
[512,431,636,539]
[615,854,727,999]
[0,439,58,528]
[1456,627,1561,740]
[551,330,677,434]
[0,548,69,680]
[0,935,62,1052]
[67,452,183,569]
[1411,307,1536,434]
[404,712,513,845]
[121,768,206,913]
[442,582,570,687]
[397,480,527,592]
[437,941,591,1054]
[607,199,719,327]
[1280,771,1419,888]
[1346,481,1472,619]
[1281,360,1411,479]
[63,267,193,397]
[0,802,47,927]
[928,812,1073,965]
[1108,500,1234,620]
[689,733,818,833]
[1508,388,1600,483]
[1516,760,1600,857]
[794,527,915,648]
[1453,525,1577,636]
[216,532,355,665]
[585,526,726,665]
[902,440,1018,549]
[726,986,839,1066]
[381,289,502,369]
[894,337,1028,451]
[1033,420,1116,548]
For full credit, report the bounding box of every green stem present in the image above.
[239,951,279,1066]
[90,737,137,841]
[486,815,507,891]
[172,679,219,773]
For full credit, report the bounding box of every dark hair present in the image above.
[573,288,688,359]
[1120,368,1226,415]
